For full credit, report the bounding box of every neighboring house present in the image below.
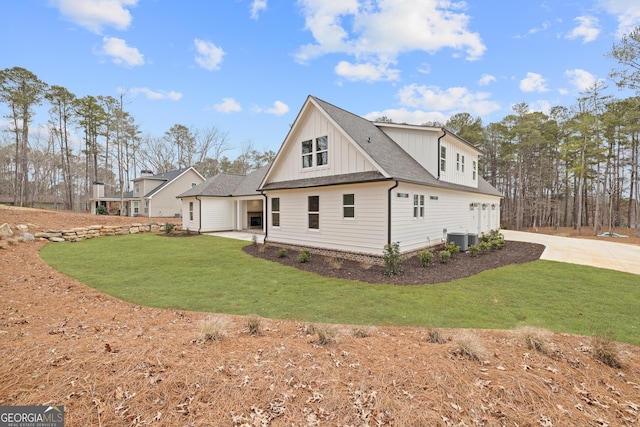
[91,167,205,217]
[256,96,502,256]
[181,96,502,257]
[177,166,269,233]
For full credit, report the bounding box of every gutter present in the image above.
[387,180,399,245]
[195,195,202,234]
[437,128,447,180]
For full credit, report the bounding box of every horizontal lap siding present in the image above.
[181,198,199,231]
[267,184,389,255]
[201,198,235,232]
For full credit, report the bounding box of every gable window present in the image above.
[316,136,328,166]
[302,140,313,168]
[472,161,477,180]
[308,196,319,229]
[343,194,355,219]
[413,195,424,219]
[440,146,446,172]
[189,201,194,221]
[272,197,280,227]
[191,182,197,188]
[456,153,460,171]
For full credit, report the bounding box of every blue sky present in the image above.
[2,0,640,158]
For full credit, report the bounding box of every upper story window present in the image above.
[456,153,460,171]
[440,146,446,172]
[461,155,465,172]
[302,136,328,168]
[472,161,477,180]
[191,182,197,188]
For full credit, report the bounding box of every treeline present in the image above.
[0,67,275,211]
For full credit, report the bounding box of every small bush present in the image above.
[591,336,621,368]
[518,326,550,354]
[276,248,287,258]
[96,205,108,215]
[426,328,447,344]
[479,241,491,254]
[383,242,403,276]
[246,314,262,336]
[352,326,372,338]
[199,315,228,342]
[418,249,434,267]
[453,333,485,361]
[439,250,451,263]
[251,234,257,246]
[314,325,337,345]
[297,249,310,263]
[468,244,480,257]
[445,242,460,255]
[163,223,175,235]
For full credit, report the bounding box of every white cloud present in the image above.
[100,36,144,67]
[214,98,242,113]
[335,60,400,82]
[565,69,600,91]
[396,84,501,116]
[598,0,640,38]
[520,72,548,93]
[250,0,267,20]
[295,0,485,82]
[265,100,289,115]
[128,87,182,101]
[566,16,600,43]
[52,0,137,33]
[479,74,496,86]
[194,38,225,71]
[364,108,449,125]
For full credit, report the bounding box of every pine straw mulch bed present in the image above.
[1,207,639,426]
[242,240,545,285]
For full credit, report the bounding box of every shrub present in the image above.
[383,242,403,276]
[453,333,485,361]
[352,326,372,338]
[297,249,310,263]
[251,234,257,246]
[276,248,287,258]
[199,315,228,342]
[96,205,108,215]
[479,241,491,254]
[163,222,175,235]
[246,314,262,336]
[518,326,550,354]
[315,325,337,345]
[418,249,434,267]
[591,336,621,368]
[439,250,451,263]
[426,328,447,344]
[445,241,460,255]
[468,244,480,257]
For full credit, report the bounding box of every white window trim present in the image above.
[343,193,355,220]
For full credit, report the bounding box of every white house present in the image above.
[257,96,502,256]
[91,167,205,218]
[177,166,268,233]
[181,96,501,256]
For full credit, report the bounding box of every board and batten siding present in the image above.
[268,106,377,184]
[267,183,389,255]
[380,127,439,177]
[390,183,502,253]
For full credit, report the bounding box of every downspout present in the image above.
[261,191,268,241]
[195,195,202,234]
[437,128,447,180]
[387,180,399,245]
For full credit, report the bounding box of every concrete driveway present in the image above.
[502,230,640,276]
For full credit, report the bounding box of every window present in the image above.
[144,201,149,213]
[440,146,446,172]
[472,161,477,180]
[413,194,424,218]
[191,182,197,188]
[135,184,139,194]
[133,201,139,215]
[302,140,313,168]
[189,201,194,221]
[456,153,460,171]
[272,197,280,227]
[301,136,328,168]
[308,196,319,229]
[461,155,465,172]
[316,136,328,166]
[343,194,354,219]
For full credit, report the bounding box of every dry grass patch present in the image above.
[245,314,262,336]
[453,332,485,361]
[199,315,229,342]
[324,256,343,270]
[517,326,552,354]
[351,325,374,338]
[591,335,622,368]
[426,327,447,344]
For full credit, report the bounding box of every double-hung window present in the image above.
[308,196,319,229]
[413,195,424,219]
[272,197,280,227]
[343,194,354,219]
[189,201,194,221]
[301,136,329,168]
[456,153,460,171]
[472,161,477,180]
[302,140,313,168]
[461,155,465,172]
[440,146,446,172]
[316,136,328,166]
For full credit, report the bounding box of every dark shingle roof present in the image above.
[178,166,269,198]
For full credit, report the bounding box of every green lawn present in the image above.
[39,234,640,345]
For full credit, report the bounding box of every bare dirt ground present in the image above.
[1,206,639,426]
